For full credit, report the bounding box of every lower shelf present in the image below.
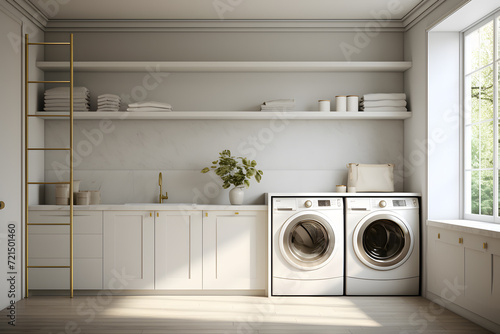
[34,111,412,120]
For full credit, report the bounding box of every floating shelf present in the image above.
[37,61,412,72]
[34,111,412,120]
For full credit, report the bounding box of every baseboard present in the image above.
[28,289,266,297]
[425,291,500,333]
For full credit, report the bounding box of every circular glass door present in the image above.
[279,212,336,270]
[353,213,413,270]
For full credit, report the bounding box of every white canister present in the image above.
[335,96,347,111]
[348,186,357,193]
[347,95,359,112]
[76,191,90,205]
[336,185,347,193]
[89,190,101,205]
[318,100,330,112]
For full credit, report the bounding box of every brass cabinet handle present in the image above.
[150,212,152,217]
[157,212,159,217]
[0,201,4,210]
[483,242,488,249]
[459,237,463,244]
[438,233,440,239]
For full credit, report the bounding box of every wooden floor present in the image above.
[0,295,492,334]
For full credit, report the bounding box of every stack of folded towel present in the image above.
[127,101,172,112]
[260,99,295,111]
[97,94,121,112]
[44,87,90,112]
[361,93,407,112]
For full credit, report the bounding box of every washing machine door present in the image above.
[279,211,337,271]
[353,212,414,270]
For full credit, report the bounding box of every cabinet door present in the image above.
[28,211,103,290]
[155,211,202,289]
[103,211,154,289]
[427,227,465,306]
[203,210,266,290]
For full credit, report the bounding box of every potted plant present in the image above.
[201,150,263,204]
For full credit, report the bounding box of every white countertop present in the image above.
[29,204,268,211]
[427,219,500,239]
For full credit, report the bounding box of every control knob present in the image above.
[379,200,387,208]
[304,200,313,208]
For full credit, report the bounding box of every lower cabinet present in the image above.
[202,210,267,290]
[155,211,203,289]
[103,211,154,289]
[28,210,103,290]
[427,226,500,325]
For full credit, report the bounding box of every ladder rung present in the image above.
[28,148,71,151]
[28,182,71,185]
[28,223,71,226]
[28,266,71,269]
[28,114,71,118]
[28,80,70,84]
[28,42,71,45]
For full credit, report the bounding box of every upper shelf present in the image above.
[36,61,412,72]
[34,111,412,120]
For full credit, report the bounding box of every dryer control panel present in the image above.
[346,197,419,210]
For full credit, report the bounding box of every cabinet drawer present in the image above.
[28,259,102,290]
[29,210,102,234]
[29,234,102,258]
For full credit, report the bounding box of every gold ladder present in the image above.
[24,34,74,298]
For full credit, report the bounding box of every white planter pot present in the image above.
[229,186,245,205]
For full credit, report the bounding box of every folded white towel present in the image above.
[98,94,120,100]
[44,108,90,112]
[98,98,120,104]
[362,106,407,112]
[260,104,294,111]
[127,107,172,112]
[44,94,89,100]
[98,103,120,108]
[263,99,295,106]
[363,93,406,101]
[45,104,90,110]
[360,100,407,107]
[45,99,89,106]
[128,101,172,109]
[97,108,120,112]
[45,87,89,97]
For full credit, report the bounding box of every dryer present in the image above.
[345,197,420,295]
[272,197,344,296]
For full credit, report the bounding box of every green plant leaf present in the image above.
[212,161,218,164]
[251,160,257,167]
[255,173,262,182]
[244,179,250,188]
[258,170,263,175]
[201,167,209,173]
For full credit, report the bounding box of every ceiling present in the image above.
[27,0,426,21]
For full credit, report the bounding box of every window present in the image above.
[463,13,498,222]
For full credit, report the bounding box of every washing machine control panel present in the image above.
[371,198,419,209]
[273,197,343,211]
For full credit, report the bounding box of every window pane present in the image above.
[479,21,494,68]
[471,170,480,214]
[465,28,480,73]
[481,121,494,168]
[471,71,480,123]
[480,65,494,121]
[471,124,480,169]
[481,170,493,216]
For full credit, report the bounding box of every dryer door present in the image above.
[279,211,337,271]
[353,212,414,270]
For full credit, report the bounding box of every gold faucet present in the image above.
[158,172,168,203]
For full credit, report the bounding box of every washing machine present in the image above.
[345,197,420,295]
[272,197,344,296]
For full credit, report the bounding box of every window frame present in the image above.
[462,10,499,223]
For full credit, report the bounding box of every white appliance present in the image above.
[345,197,420,295]
[272,197,344,296]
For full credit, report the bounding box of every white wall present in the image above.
[40,30,407,205]
[403,0,469,298]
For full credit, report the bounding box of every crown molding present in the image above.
[43,19,406,33]
[402,0,445,30]
[4,0,47,29]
